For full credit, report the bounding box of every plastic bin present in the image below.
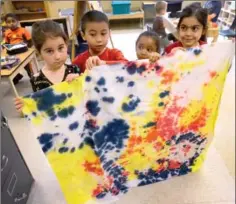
[112,1,131,15]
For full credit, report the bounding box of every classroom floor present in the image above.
[1,28,235,204]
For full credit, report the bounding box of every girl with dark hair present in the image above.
[14,20,81,113]
[164,6,208,54]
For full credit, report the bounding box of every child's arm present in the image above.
[23,28,33,47]
[149,52,161,63]
[85,56,106,70]
[14,97,24,113]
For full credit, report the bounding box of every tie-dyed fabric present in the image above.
[22,41,234,204]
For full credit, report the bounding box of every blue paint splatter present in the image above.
[69,122,79,130]
[38,133,59,153]
[143,122,156,128]
[86,100,100,116]
[58,106,75,118]
[128,81,135,87]
[102,97,115,103]
[86,76,92,82]
[159,91,170,98]
[137,65,145,74]
[194,49,202,55]
[94,119,129,150]
[103,88,107,92]
[30,88,67,112]
[59,147,69,153]
[122,97,140,112]
[127,63,137,75]
[71,147,76,153]
[32,112,37,116]
[97,77,106,86]
[158,102,164,106]
[94,87,100,93]
[63,138,68,144]
[116,76,124,83]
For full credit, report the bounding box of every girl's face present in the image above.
[136,36,157,60]
[178,16,205,48]
[40,36,68,70]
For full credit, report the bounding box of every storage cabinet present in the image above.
[6,0,50,20]
[218,1,235,29]
[1,115,34,204]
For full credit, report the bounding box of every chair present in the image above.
[220,17,236,38]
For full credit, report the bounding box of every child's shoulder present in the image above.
[165,41,183,54]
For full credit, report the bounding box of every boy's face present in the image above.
[82,21,110,55]
[6,17,18,30]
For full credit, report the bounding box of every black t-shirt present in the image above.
[30,64,80,92]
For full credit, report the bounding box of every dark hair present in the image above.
[81,10,109,33]
[177,6,208,42]
[5,13,18,22]
[32,20,68,52]
[136,31,160,53]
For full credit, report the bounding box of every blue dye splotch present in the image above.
[159,90,170,98]
[94,119,129,150]
[97,77,106,86]
[137,65,146,74]
[126,63,137,75]
[63,138,68,145]
[32,112,37,116]
[103,88,107,92]
[59,147,69,153]
[102,97,115,104]
[158,102,164,106]
[116,76,124,83]
[86,100,100,116]
[38,133,59,153]
[94,87,100,93]
[194,49,202,55]
[128,81,135,87]
[86,76,92,82]
[31,88,67,112]
[71,147,76,153]
[69,121,79,130]
[122,97,140,112]
[58,106,75,118]
[143,122,156,128]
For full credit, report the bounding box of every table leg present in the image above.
[9,77,19,97]
[31,53,40,74]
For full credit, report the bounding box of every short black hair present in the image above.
[136,31,161,53]
[5,13,18,22]
[81,10,109,33]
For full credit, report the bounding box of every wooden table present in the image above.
[1,48,39,97]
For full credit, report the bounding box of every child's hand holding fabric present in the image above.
[149,52,161,63]
[14,97,24,113]
[86,56,106,70]
[65,73,80,82]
